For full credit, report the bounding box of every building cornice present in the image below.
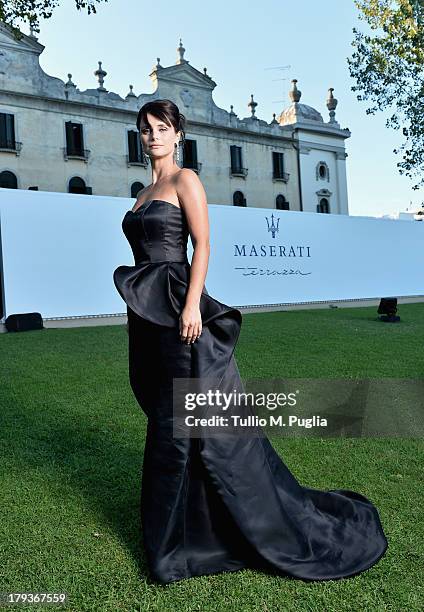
[292,120,351,140]
[298,139,348,157]
[0,89,299,147]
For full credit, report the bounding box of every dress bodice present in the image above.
[123,199,189,265]
[114,197,242,333]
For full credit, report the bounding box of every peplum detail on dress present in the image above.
[113,261,242,381]
[113,200,242,384]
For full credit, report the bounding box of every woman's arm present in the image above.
[175,168,210,344]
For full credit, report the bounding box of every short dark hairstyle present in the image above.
[136,99,186,145]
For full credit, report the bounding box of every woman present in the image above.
[113,99,388,584]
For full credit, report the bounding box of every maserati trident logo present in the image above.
[266,213,280,238]
[233,209,311,265]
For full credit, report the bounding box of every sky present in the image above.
[21,0,424,217]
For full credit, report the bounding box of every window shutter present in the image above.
[75,124,84,154]
[136,135,142,161]
[0,113,15,148]
[183,139,197,168]
[0,114,5,146]
[128,131,137,162]
[5,114,15,147]
[66,122,84,155]
[182,140,188,166]
[192,141,198,167]
[236,146,242,170]
[230,145,242,171]
[273,152,284,177]
[230,145,237,170]
[272,152,277,176]
[65,121,74,154]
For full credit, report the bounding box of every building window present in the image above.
[316,161,330,182]
[131,181,144,198]
[69,176,91,194]
[0,170,17,189]
[317,198,330,213]
[231,145,242,172]
[233,191,246,206]
[273,152,283,178]
[127,130,144,164]
[182,139,200,172]
[64,121,89,161]
[0,113,16,149]
[276,194,289,210]
[272,152,289,181]
[230,145,248,177]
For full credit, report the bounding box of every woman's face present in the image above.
[139,112,180,160]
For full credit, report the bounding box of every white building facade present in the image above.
[0,24,351,213]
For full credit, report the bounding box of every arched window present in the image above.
[317,198,330,213]
[0,170,17,189]
[276,194,289,210]
[131,181,144,199]
[68,176,87,194]
[233,191,246,206]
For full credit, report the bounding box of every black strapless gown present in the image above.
[113,199,388,584]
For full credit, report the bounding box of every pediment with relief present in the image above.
[156,63,216,90]
[0,23,44,54]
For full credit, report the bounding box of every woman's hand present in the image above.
[179,303,202,344]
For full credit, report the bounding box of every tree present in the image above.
[0,1,108,39]
[348,0,424,190]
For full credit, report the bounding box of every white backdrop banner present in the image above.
[0,188,422,319]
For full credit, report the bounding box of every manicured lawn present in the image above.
[1,303,422,611]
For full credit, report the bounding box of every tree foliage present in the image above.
[0,1,108,38]
[348,0,424,190]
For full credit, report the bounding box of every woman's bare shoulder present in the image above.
[177,167,200,181]
[175,168,207,209]
[175,168,203,191]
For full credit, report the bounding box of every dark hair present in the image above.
[136,99,186,145]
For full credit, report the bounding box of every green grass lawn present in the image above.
[0,303,423,612]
